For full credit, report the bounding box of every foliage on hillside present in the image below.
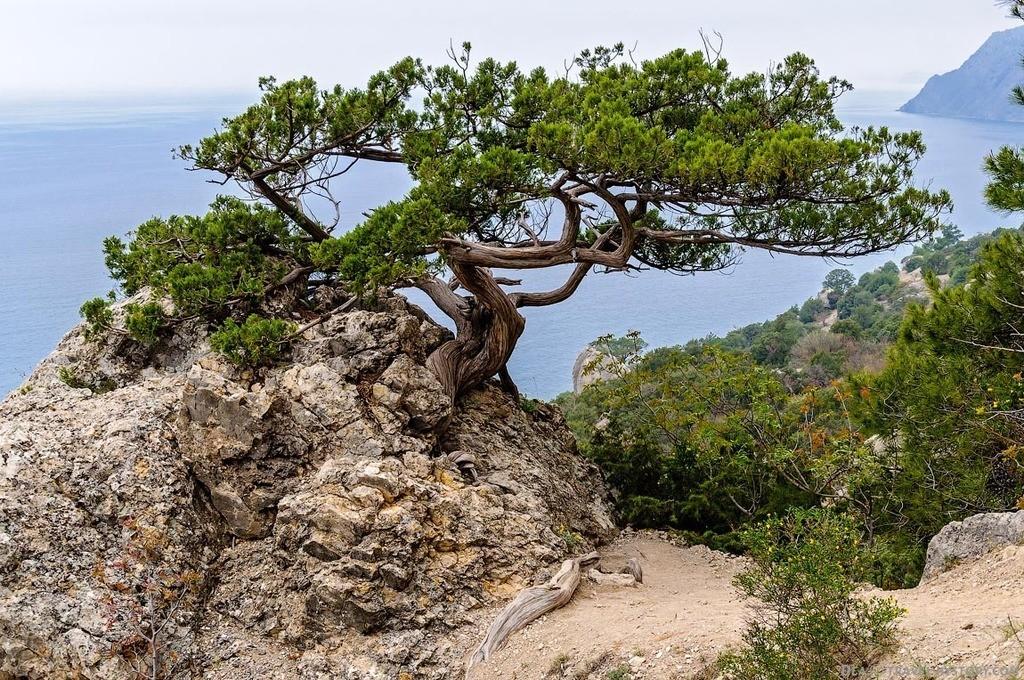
[558,227,1024,587]
[855,232,1024,550]
[559,342,816,550]
[674,225,1021,386]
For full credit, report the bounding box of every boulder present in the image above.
[921,510,1024,580]
[571,346,622,394]
[0,296,615,679]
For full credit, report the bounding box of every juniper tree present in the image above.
[99,43,949,402]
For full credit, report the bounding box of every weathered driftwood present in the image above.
[446,450,479,483]
[466,551,600,676]
[621,556,643,584]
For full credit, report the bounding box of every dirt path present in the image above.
[469,532,1024,680]
[471,534,748,679]
[884,543,1024,678]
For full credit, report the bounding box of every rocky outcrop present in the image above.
[571,346,622,395]
[0,297,615,679]
[921,510,1024,580]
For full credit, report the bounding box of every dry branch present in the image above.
[621,557,644,584]
[465,551,600,677]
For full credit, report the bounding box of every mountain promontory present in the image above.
[901,25,1024,122]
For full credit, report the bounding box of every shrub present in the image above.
[84,197,305,364]
[102,197,296,308]
[95,519,204,679]
[80,296,115,341]
[749,309,806,367]
[81,297,166,348]
[58,365,89,390]
[209,315,295,368]
[830,318,862,340]
[556,526,585,553]
[58,365,116,395]
[799,297,826,323]
[857,262,901,299]
[124,302,166,346]
[719,509,903,680]
[545,653,572,678]
[604,665,632,680]
[787,330,853,387]
[520,396,542,414]
[849,232,1024,576]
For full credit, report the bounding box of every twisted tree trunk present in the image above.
[417,226,616,403]
[422,261,526,402]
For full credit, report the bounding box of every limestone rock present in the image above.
[0,296,615,679]
[571,346,622,394]
[922,510,1024,580]
[587,569,638,587]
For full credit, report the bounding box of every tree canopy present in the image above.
[94,42,950,400]
[987,1,1024,210]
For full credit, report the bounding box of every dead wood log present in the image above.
[621,557,643,584]
[465,551,600,677]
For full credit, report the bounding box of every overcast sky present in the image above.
[0,0,1019,100]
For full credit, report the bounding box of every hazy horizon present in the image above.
[0,1,1019,102]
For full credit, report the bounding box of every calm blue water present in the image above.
[1,96,1021,398]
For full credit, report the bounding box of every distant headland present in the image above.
[901,25,1024,122]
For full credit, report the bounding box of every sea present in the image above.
[1,92,1022,399]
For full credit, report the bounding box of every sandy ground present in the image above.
[468,532,1024,680]
[884,543,1024,679]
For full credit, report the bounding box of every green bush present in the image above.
[830,319,862,340]
[604,665,632,680]
[558,345,817,545]
[123,302,166,346]
[81,297,167,347]
[58,365,116,395]
[80,296,115,341]
[749,310,806,367]
[798,297,826,323]
[102,196,297,310]
[82,197,309,363]
[851,231,1024,572]
[719,509,903,680]
[209,315,295,368]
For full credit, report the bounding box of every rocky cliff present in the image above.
[0,297,615,679]
[570,346,622,395]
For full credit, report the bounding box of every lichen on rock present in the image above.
[0,296,615,679]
